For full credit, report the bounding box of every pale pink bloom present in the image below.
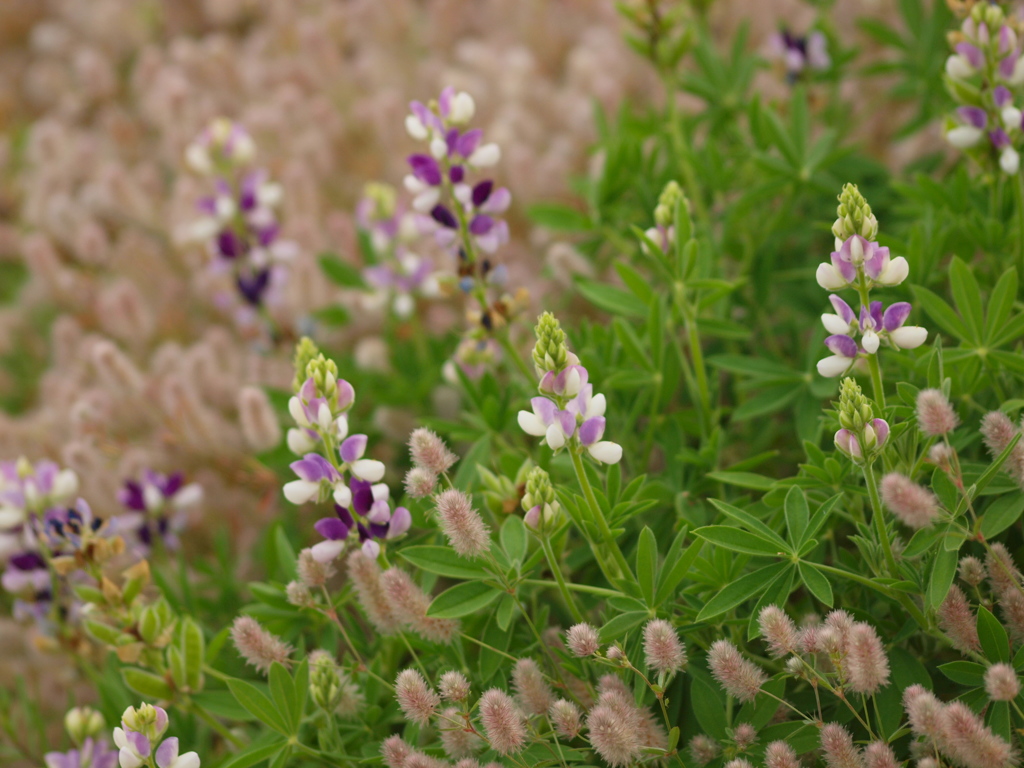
[408,427,458,474]
[960,556,986,587]
[381,735,412,768]
[940,701,1015,768]
[986,663,1020,701]
[733,723,756,749]
[725,760,755,768]
[394,669,439,724]
[938,585,981,654]
[903,684,945,740]
[512,658,553,715]
[549,699,582,739]
[981,412,1024,486]
[689,735,720,766]
[230,616,292,674]
[765,741,799,768]
[403,467,437,498]
[238,386,282,451]
[820,723,864,768]
[478,689,527,755]
[298,547,333,588]
[347,550,402,635]
[439,671,471,702]
[708,640,766,702]
[986,543,1023,596]
[434,489,491,557]
[865,742,899,768]
[880,473,940,529]
[916,389,959,436]
[758,605,799,658]
[643,619,687,674]
[998,589,1024,644]
[380,567,460,644]
[846,623,890,695]
[565,623,600,657]
[587,704,640,767]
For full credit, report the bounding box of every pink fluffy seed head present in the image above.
[820,723,863,768]
[941,701,1015,768]
[587,704,641,768]
[403,467,438,498]
[916,389,959,436]
[549,699,582,739]
[880,473,940,529]
[478,689,527,755]
[985,663,1020,701]
[960,556,986,587]
[758,605,799,658]
[512,658,553,715]
[230,616,292,675]
[381,735,412,768]
[409,428,458,474]
[689,735,720,766]
[394,669,440,724]
[865,742,898,768]
[566,623,600,657]
[435,488,491,557]
[765,741,799,768]
[903,684,945,740]
[642,619,687,674]
[439,671,471,702]
[938,584,981,654]
[708,640,766,702]
[846,622,890,695]
[298,547,333,588]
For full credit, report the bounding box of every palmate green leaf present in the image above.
[988,701,1011,742]
[977,606,1010,662]
[797,562,833,606]
[636,526,658,606]
[694,526,787,557]
[398,546,489,580]
[689,666,728,740]
[949,256,984,344]
[697,562,788,621]
[226,678,290,735]
[427,581,502,619]
[784,486,809,546]
[928,547,959,609]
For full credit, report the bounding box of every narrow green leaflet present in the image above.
[697,562,788,621]
[427,581,502,619]
[636,526,658,606]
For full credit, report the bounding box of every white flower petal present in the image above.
[172,752,201,768]
[405,115,428,140]
[333,484,353,508]
[545,422,567,450]
[890,326,928,349]
[876,256,909,287]
[351,459,386,483]
[588,441,623,465]
[311,539,346,563]
[119,748,143,768]
[588,393,607,419]
[288,397,308,427]
[286,428,315,455]
[173,484,203,509]
[946,126,983,149]
[821,314,851,335]
[816,355,852,378]
[861,330,880,355]
[283,480,319,505]
[517,410,547,436]
[815,263,848,291]
[468,143,500,167]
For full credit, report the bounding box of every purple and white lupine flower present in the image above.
[821,295,858,335]
[115,471,202,554]
[45,739,119,768]
[817,299,927,375]
[114,705,199,768]
[0,459,79,559]
[185,118,255,176]
[815,235,909,290]
[311,477,411,562]
[816,334,860,378]
[364,253,440,318]
[286,375,356,455]
[835,419,890,461]
[518,382,623,464]
[767,28,831,81]
[947,106,987,149]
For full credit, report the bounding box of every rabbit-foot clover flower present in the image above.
[833,378,889,463]
[114,704,200,768]
[944,3,1024,175]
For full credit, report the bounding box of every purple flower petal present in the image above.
[430,204,458,229]
[863,244,890,281]
[1001,53,1018,79]
[531,397,557,425]
[408,154,442,186]
[824,334,858,359]
[991,128,1012,149]
[217,230,244,259]
[578,417,606,446]
[335,503,355,529]
[315,517,349,541]
[155,738,178,768]
[350,479,374,517]
[340,434,368,464]
[438,86,455,118]
[957,105,988,129]
[456,129,483,158]
[956,42,984,69]
[449,165,464,183]
[127,732,150,758]
[472,180,494,207]
[995,86,1013,109]
[882,302,912,331]
[871,418,890,445]
[828,295,855,324]
[556,409,576,437]
[469,214,494,235]
[290,453,336,483]
[387,507,411,538]
[830,250,857,283]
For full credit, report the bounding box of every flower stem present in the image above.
[568,446,633,583]
[1015,170,1024,278]
[538,535,585,624]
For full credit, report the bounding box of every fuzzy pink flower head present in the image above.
[846,622,890,695]
[820,723,863,768]
[960,556,986,587]
[986,543,1023,596]
[549,699,582,739]
[941,701,1015,768]
[434,488,491,557]
[395,669,440,724]
[512,658,553,715]
[981,411,1018,456]
[230,616,292,675]
[938,584,981,654]
[880,473,940,529]
[298,547,333,588]
[985,663,1021,701]
[765,741,799,768]
[689,735,720,766]
[587,704,640,768]
[864,742,899,768]
[642,619,687,675]
[478,689,527,755]
[732,723,757,750]
[439,671,471,702]
[408,428,458,475]
[708,640,766,702]
[381,735,413,768]
[903,684,945,740]
[566,623,600,657]
[725,760,755,768]
[438,706,481,759]
[403,467,437,499]
[917,389,960,436]
[758,605,799,658]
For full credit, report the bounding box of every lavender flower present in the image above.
[113,704,200,768]
[815,235,909,291]
[116,470,202,554]
[767,28,831,82]
[45,739,118,768]
[311,477,411,562]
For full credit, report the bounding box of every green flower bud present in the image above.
[531,312,570,375]
[522,467,555,511]
[654,180,688,229]
[121,703,168,742]
[832,183,878,242]
[306,354,340,409]
[837,377,872,430]
[65,707,105,744]
[363,182,397,221]
[309,651,343,712]
[292,337,321,393]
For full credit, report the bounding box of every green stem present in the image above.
[188,702,244,748]
[864,462,899,577]
[498,332,533,383]
[866,352,886,411]
[538,536,585,623]
[568,446,633,582]
[1015,171,1024,278]
[522,579,621,597]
